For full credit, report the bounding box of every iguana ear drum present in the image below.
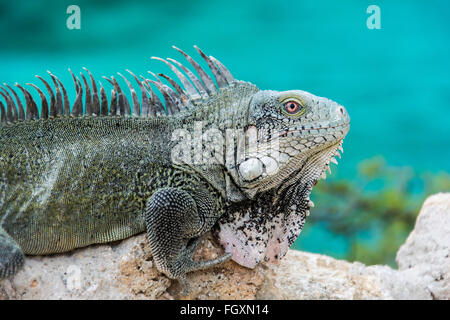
[239,158,263,182]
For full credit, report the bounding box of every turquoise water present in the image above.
[1,0,449,257]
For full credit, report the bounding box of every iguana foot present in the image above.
[186,236,232,270]
[144,187,230,295]
[171,244,232,296]
[0,226,24,279]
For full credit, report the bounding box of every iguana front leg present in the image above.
[0,226,24,279]
[144,187,231,294]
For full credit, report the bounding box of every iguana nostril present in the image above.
[339,107,344,114]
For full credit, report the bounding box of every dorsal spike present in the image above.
[118,72,139,117]
[151,75,179,102]
[71,77,83,116]
[146,79,179,115]
[27,83,49,119]
[151,57,200,101]
[158,73,189,107]
[0,101,6,123]
[126,70,149,117]
[142,79,164,116]
[83,68,100,116]
[47,72,63,116]
[36,75,56,117]
[103,77,118,115]
[98,81,109,116]
[80,73,93,115]
[209,56,235,84]
[166,57,208,99]
[15,83,39,120]
[140,81,158,117]
[145,88,157,117]
[194,46,228,88]
[111,76,131,116]
[110,89,118,115]
[140,84,154,116]
[143,80,165,115]
[172,46,218,95]
[55,76,70,115]
[0,86,17,122]
[0,90,13,122]
[157,73,186,97]
[4,83,25,120]
[68,69,79,93]
[147,71,163,84]
[146,73,182,113]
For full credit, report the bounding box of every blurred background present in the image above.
[0,0,449,267]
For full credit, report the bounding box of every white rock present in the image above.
[394,193,450,299]
[258,250,393,300]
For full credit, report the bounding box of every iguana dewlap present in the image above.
[0,46,350,294]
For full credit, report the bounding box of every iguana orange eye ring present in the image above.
[280,96,306,117]
[283,101,301,114]
[281,100,305,118]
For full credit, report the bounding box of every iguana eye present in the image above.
[283,101,302,115]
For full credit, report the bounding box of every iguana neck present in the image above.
[167,82,259,202]
[177,81,257,128]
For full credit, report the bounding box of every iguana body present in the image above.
[0,46,349,293]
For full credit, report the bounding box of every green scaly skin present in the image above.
[0,46,349,294]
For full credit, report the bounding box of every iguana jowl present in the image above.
[0,46,350,293]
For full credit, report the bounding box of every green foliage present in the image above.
[308,156,450,267]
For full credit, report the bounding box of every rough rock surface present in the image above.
[393,193,450,299]
[0,233,263,300]
[258,250,393,299]
[1,193,449,300]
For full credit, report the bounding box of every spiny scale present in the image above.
[318,141,345,181]
[0,46,235,124]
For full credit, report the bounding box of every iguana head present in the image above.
[217,88,350,268]
[232,89,350,197]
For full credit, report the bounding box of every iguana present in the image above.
[0,46,350,294]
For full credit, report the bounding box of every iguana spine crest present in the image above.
[0,46,233,124]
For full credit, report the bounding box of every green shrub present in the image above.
[305,156,450,267]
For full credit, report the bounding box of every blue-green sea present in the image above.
[1,0,449,261]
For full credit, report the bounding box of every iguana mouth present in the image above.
[281,138,345,189]
[268,122,350,142]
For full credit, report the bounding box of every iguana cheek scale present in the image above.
[0,45,349,294]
